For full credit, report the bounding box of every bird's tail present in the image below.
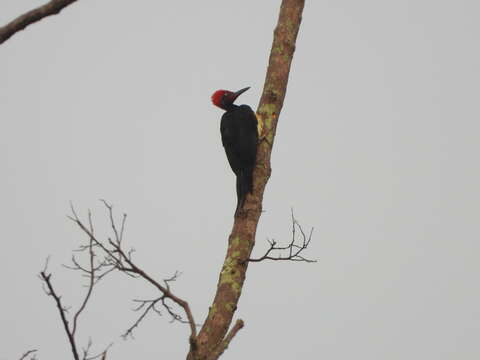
[235,168,254,215]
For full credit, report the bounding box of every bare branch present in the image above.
[0,0,80,45]
[69,201,198,348]
[121,280,196,339]
[40,270,80,360]
[18,349,37,360]
[40,211,114,360]
[248,210,316,263]
[72,237,95,336]
[122,298,162,339]
[99,200,122,246]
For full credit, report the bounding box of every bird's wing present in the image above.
[220,105,258,175]
[220,112,241,175]
[237,105,259,165]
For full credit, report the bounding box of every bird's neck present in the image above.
[224,103,239,112]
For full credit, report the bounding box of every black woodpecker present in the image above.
[211,87,258,214]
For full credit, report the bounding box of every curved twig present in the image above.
[18,349,38,360]
[0,0,80,45]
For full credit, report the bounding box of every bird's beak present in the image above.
[232,87,250,102]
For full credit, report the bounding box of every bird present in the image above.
[211,87,258,214]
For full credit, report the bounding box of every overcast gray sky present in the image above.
[1,1,479,359]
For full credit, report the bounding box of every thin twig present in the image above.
[248,210,316,263]
[72,236,95,336]
[18,349,37,360]
[122,298,162,339]
[84,343,112,360]
[40,271,80,360]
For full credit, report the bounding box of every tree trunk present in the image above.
[187,1,305,359]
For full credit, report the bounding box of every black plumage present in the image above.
[212,87,258,213]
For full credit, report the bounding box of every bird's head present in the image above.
[211,87,250,110]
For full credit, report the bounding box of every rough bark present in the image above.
[187,1,305,359]
[0,0,79,45]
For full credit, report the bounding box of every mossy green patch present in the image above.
[224,302,236,312]
[231,236,241,247]
[219,256,242,295]
[274,42,285,56]
[259,104,277,130]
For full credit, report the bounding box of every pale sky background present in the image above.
[1,1,479,359]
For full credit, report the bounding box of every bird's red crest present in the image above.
[211,90,228,108]
[211,87,249,110]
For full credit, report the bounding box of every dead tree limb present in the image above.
[68,202,198,349]
[0,0,80,45]
[248,210,316,263]
[40,238,112,360]
[40,270,81,360]
[121,272,197,339]
[188,1,306,359]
